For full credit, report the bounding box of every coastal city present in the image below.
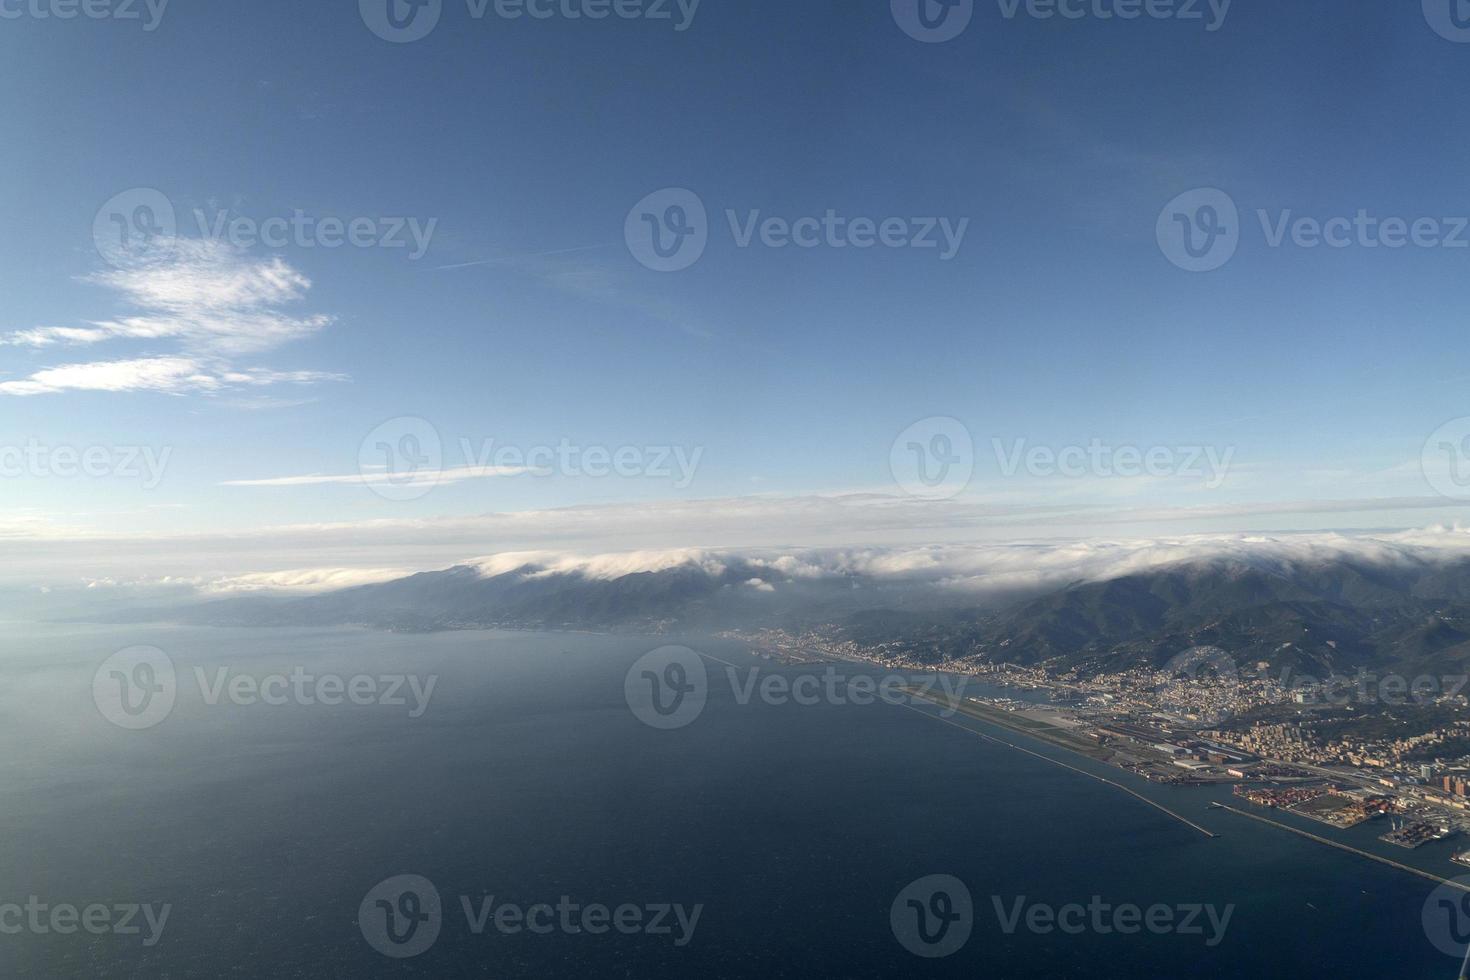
[728,626,1470,865]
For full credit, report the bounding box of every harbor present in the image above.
[1211,803,1470,892]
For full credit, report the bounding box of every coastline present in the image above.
[898,680,1470,893]
[896,692,1219,839]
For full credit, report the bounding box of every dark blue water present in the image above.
[0,624,1462,977]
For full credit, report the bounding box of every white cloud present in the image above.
[468,548,729,580]
[46,525,1470,607]
[465,526,1470,598]
[0,355,343,397]
[6,491,1470,590]
[0,356,217,396]
[202,567,414,594]
[1,240,339,396]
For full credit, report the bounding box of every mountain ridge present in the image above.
[87,549,1470,677]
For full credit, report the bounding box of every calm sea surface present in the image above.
[0,623,1462,977]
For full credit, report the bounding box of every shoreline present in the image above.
[899,682,1470,893]
[898,688,1218,839]
[1212,803,1470,892]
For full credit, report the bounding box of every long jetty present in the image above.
[1210,802,1470,892]
[897,696,1218,839]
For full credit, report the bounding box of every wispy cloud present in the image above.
[437,245,715,341]
[0,357,339,397]
[220,463,538,488]
[1,240,341,396]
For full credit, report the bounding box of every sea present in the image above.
[0,622,1464,978]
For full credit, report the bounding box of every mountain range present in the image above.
[91,547,1470,677]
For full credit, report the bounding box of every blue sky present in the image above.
[5,0,1470,582]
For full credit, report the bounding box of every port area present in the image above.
[1233,784,1392,829]
[1210,803,1470,891]
[1231,783,1457,849]
[896,680,1470,882]
[1379,819,1455,850]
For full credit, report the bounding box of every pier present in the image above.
[897,696,1218,839]
[1210,803,1470,892]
